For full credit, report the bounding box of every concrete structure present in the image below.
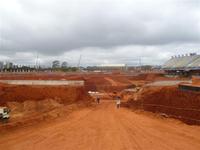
[96,64,127,72]
[0,62,4,70]
[179,84,200,92]
[163,53,200,76]
[0,80,84,86]
[5,62,13,69]
[178,76,200,92]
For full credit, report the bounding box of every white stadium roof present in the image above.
[163,54,200,70]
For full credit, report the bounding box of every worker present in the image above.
[96,95,100,104]
[116,96,121,109]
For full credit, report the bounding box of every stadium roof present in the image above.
[163,54,200,70]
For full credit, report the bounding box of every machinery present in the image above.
[0,107,10,120]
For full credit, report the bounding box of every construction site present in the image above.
[0,64,200,150]
[1,0,200,149]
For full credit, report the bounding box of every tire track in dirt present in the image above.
[117,108,200,150]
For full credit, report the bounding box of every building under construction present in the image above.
[163,53,200,76]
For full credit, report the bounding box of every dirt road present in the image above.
[0,100,200,150]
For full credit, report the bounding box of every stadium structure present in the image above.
[163,53,200,76]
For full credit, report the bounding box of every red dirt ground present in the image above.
[192,76,200,85]
[0,100,200,150]
[0,72,199,150]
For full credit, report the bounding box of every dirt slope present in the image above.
[0,85,90,105]
[131,86,200,124]
[0,100,200,150]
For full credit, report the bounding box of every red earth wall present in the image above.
[127,86,200,125]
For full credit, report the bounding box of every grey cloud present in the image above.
[0,0,200,65]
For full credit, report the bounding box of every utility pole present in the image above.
[139,57,142,71]
[35,52,39,71]
[77,55,82,71]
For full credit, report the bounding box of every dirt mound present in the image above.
[7,99,64,119]
[1,99,92,131]
[126,86,200,125]
[0,83,93,130]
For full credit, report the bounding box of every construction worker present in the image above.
[116,96,121,108]
[96,95,100,104]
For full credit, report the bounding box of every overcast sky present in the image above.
[0,0,200,67]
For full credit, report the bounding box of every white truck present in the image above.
[0,107,10,120]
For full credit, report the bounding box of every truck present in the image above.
[0,107,10,120]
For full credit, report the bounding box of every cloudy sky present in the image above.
[0,0,200,67]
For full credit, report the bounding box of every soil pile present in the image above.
[7,99,63,113]
[0,84,93,130]
[6,99,64,122]
[1,98,92,131]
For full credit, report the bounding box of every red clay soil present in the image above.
[192,76,200,85]
[0,83,93,131]
[83,73,156,92]
[0,84,91,106]
[127,73,163,81]
[0,72,183,81]
[127,86,200,125]
[1,101,200,150]
[120,90,136,102]
[84,74,132,92]
[0,73,134,92]
[0,73,187,102]
[127,73,188,82]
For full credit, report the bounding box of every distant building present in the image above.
[5,62,13,69]
[89,64,128,72]
[52,60,60,68]
[0,62,4,69]
[163,53,200,76]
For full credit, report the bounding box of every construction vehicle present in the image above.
[0,107,10,120]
